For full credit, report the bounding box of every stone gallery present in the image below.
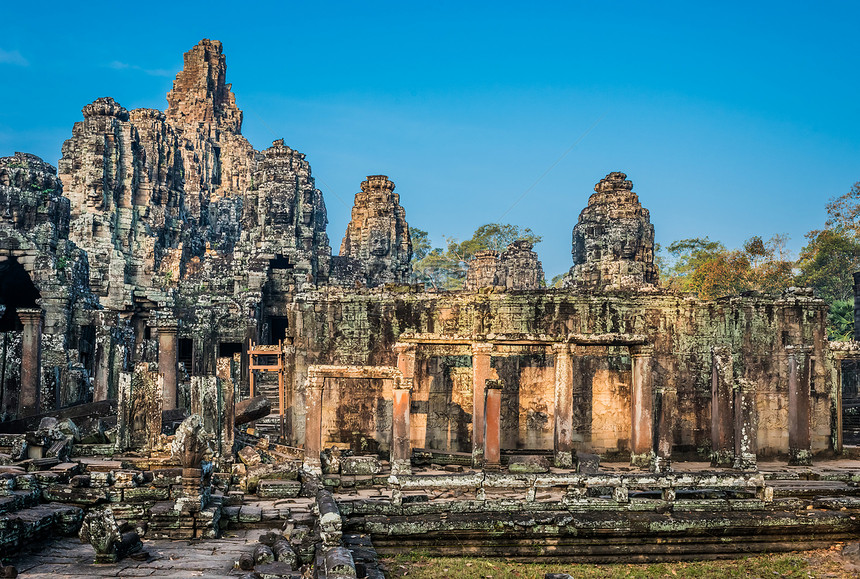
[0,39,858,577]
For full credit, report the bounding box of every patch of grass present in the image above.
[384,553,814,579]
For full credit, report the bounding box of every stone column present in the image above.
[733,379,758,470]
[471,342,493,468]
[833,352,845,454]
[552,343,574,468]
[853,271,860,341]
[652,384,675,473]
[484,379,503,471]
[303,373,325,475]
[787,345,812,466]
[710,345,735,467]
[392,343,416,475]
[17,308,43,418]
[92,312,114,402]
[217,357,235,457]
[391,376,413,475]
[158,321,179,411]
[630,344,654,468]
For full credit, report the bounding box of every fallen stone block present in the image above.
[236,396,272,426]
[576,452,601,474]
[508,455,550,473]
[239,505,262,523]
[255,561,298,578]
[341,456,380,476]
[239,446,262,467]
[258,480,301,499]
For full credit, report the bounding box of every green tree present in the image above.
[827,299,855,341]
[661,235,794,299]
[410,227,431,261]
[797,182,860,303]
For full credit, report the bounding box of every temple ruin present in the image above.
[0,39,859,577]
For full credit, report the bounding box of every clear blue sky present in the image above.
[1,1,858,279]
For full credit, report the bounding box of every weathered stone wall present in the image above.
[0,153,98,415]
[277,286,833,459]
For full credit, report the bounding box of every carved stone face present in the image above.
[368,228,391,257]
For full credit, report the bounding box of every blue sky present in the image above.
[1,2,858,279]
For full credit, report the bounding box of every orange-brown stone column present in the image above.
[710,345,735,467]
[158,322,179,411]
[552,343,574,468]
[630,344,654,468]
[471,343,493,468]
[391,376,413,475]
[484,379,503,471]
[303,374,325,475]
[392,343,416,475]
[17,308,43,417]
[787,346,812,466]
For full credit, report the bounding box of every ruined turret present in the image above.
[165,39,242,132]
[240,139,331,287]
[334,175,411,287]
[564,172,658,290]
[464,241,544,291]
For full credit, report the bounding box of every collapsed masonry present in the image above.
[1,38,859,567]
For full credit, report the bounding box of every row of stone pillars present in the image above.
[395,341,668,472]
[552,343,667,470]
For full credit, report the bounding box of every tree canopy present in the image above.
[660,235,794,299]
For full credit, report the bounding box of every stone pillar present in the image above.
[652,384,675,473]
[787,346,812,466]
[733,379,757,470]
[853,272,860,341]
[17,308,43,418]
[629,344,654,468]
[217,357,235,457]
[303,373,325,475]
[552,343,574,468]
[471,343,493,468]
[92,312,114,402]
[710,345,735,467]
[392,343,416,475]
[391,376,413,475]
[834,353,845,454]
[158,321,179,411]
[484,379,503,471]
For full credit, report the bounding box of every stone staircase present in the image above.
[0,469,83,557]
[252,372,289,440]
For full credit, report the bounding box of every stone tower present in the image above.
[464,241,544,291]
[336,175,412,287]
[565,172,658,290]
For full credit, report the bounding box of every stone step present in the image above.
[0,502,83,557]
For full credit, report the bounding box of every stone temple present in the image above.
[0,39,859,577]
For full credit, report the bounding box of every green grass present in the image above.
[385,552,814,579]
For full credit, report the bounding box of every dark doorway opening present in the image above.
[268,316,289,345]
[0,256,40,332]
[843,359,860,446]
[178,338,194,377]
[219,342,242,358]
